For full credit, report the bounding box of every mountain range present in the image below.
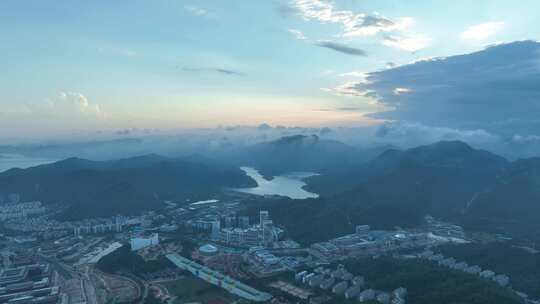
[0,154,254,219]
[221,134,391,177]
[242,139,539,244]
[1,135,539,242]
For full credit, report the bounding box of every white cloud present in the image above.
[393,87,411,95]
[322,81,376,103]
[53,92,103,117]
[339,71,368,78]
[288,28,307,40]
[344,16,414,37]
[333,81,366,96]
[291,0,413,37]
[460,22,504,41]
[0,92,109,139]
[376,122,501,147]
[184,5,208,17]
[382,34,431,52]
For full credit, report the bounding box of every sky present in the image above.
[1,0,540,142]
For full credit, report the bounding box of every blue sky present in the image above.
[1,0,540,139]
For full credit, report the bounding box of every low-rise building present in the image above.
[359,289,376,302]
[352,276,365,287]
[479,270,495,279]
[332,281,348,294]
[308,275,324,287]
[452,261,468,271]
[493,274,510,287]
[376,292,391,304]
[345,285,361,299]
[465,265,482,274]
[319,277,335,290]
[295,271,308,282]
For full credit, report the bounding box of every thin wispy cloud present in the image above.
[314,106,363,112]
[321,81,375,99]
[382,35,431,52]
[460,22,504,40]
[215,68,244,76]
[181,66,244,76]
[288,28,307,40]
[393,87,411,95]
[315,41,367,56]
[184,5,209,17]
[292,0,413,37]
[339,71,368,78]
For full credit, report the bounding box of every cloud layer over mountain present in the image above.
[355,41,540,138]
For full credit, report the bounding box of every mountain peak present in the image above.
[273,134,320,146]
[404,140,507,168]
[421,140,473,152]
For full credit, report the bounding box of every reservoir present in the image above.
[235,166,319,199]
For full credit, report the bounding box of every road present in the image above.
[39,254,75,280]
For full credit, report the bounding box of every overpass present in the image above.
[166,253,272,302]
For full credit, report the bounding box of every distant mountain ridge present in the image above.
[224,134,388,177]
[0,154,255,219]
[356,141,509,218]
[306,140,508,195]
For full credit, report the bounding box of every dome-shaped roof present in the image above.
[199,244,218,254]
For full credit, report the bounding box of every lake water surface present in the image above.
[235,166,319,199]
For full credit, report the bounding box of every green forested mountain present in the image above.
[0,154,254,219]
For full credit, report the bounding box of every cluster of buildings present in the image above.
[244,247,286,276]
[418,250,510,287]
[1,204,177,250]
[185,211,284,247]
[2,212,147,241]
[269,281,313,300]
[310,225,436,262]
[424,216,466,239]
[295,265,407,304]
[72,217,125,236]
[0,255,62,304]
[0,201,46,221]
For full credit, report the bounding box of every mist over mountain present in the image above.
[221,134,389,177]
[3,123,540,168]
